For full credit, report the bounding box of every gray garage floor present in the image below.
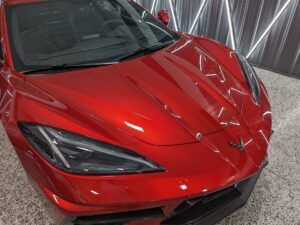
[0,68,299,225]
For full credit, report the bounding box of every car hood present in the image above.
[24,35,247,146]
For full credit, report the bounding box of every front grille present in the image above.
[162,159,268,225]
[72,207,164,225]
[162,179,249,225]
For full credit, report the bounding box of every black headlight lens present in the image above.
[19,122,164,175]
[236,53,261,104]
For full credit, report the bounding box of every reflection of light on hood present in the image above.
[213,148,220,153]
[171,39,192,53]
[218,107,225,118]
[53,194,59,204]
[229,51,235,58]
[244,138,253,146]
[90,190,100,195]
[218,66,226,83]
[229,121,240,126]
[259,129,269,144]
[180,184,188,190]
[230,87,246,95]
[199,54,206,72]
[263,111,272,117]
[164,105,181,119]
[205,73,218,77]
[196,133,202,141]
[220,122,228,126]
[124,122,144,132]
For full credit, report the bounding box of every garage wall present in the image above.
[134,0,300,78]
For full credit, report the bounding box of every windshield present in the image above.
[5,0,179,72]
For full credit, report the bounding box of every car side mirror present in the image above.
[157,9,170,26]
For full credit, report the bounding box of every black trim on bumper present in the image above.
[71,159,268,225]
[72,207,164,225]
[162,159,268,225]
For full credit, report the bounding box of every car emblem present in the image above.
[229,136,247,152]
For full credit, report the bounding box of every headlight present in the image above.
[236,53,261,104]
[19,122,164,175]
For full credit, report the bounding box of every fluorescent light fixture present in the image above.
[189,0,208,34]
[246,0,294,58]
[225,0,236,50]
[168,0,179,31]
[150,0,157,14]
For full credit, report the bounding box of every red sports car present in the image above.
[0,0,272,224]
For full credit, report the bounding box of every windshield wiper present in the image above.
[21,41,175,74]
[21,62,118,74]
[115,41,175,62]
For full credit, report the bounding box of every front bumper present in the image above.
[162,159,268,225]
[68,159,268,225]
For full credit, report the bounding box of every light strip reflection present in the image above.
[225,0,236,50]
[124,121,144,132]
[168,0,179,31]
[189,0,208,34]
[150,0,157,14]
[246,0,294,58]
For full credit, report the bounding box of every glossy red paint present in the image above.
[0,1,272,224]
[157,9,170,25]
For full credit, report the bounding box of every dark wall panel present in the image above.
[136,0,300,78]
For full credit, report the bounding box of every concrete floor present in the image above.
[0,68,299,225]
